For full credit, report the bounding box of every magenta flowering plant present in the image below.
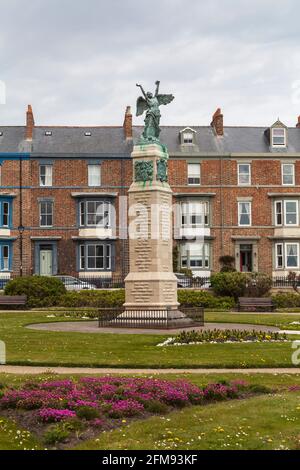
[108,399,145,418]
[38,408,76,423]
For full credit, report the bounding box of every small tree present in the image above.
[211,272,247,299]
[219,255,236,273]
[244,273,272,297]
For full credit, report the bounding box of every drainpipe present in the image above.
[18,157,24,277]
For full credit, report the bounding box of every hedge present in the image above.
[59,289,235,311]
[272,292,300,309]
[4,276,66,308]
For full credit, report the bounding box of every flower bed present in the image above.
[0,376,271,448]
[157,329,288,347]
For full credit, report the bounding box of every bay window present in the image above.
[181,201,209,227]
[0,199,12,228]
[181,243,210,270]
[284,200,298,226]
[274,242,300,270]
[79,243,112,271]
[0,243,11,271]
[79,200,111,227]
[286,243,299,268]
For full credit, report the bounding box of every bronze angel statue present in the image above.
[136,81,174,143]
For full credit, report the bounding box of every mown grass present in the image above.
[75,392,300,450]
[0,372,299,451]
[0,311,299,368]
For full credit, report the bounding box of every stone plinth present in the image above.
[122,143,193,327]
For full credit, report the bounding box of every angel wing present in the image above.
[136,96,148,117]
[157,94,175,106]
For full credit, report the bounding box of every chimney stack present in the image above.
[297,116,300,129]
[123,106,133,139]
[25,105,35,140]
[211,108,224,136]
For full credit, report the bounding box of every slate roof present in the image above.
[1,124,300,156]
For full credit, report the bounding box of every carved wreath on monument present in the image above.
[135,161,154,183]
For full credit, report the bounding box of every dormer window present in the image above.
[180,127,196,146]
[272,128,286,147]
[183,132,194,144]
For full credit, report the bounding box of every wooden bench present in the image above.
[238,297,274,312]
[0,296,27,308]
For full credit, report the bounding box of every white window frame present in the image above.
[188,163,201,186]
[238,201,252,227]
[238,163,251,186]
[88,165,101,187]
[2,245,9,271]
[183,132,194,145]
[275,243,284,269]
[80,201,111,228]
[285,243,299,269]
[272,128,286,147]
[284,200,299,226]
[282,163,295,186]
[275,201,283,226]
[39,201,53,227]
[80,244,112,271]
[181,243,210,270]
[181,201,209,228]
[39,165,53,187]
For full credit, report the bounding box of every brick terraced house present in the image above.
[1,105,300,280]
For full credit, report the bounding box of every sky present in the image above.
[1,0,300,128]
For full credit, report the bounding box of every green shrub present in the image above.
[144,400,169,414]
[179,268,193,278]
[245,273,272,297]
[60,289,125,308]
[76,406,100,421]
[44,424,70,445]
[4,276,66,308]
[272,292,300,309]
[211,272,272,299]
[178,290,235,310]
[211,272,248,299]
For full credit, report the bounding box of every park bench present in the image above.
[238,297,274,312]
[0,296,27,308]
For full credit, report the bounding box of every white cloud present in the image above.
[0,0,300,127]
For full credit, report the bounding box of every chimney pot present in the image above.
[297,116,300,129]
[211,107,224,136]
[123,106,133,139]
[26,104,35,140]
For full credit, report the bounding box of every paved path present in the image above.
[26,321,280,335]
[0,366,299,375]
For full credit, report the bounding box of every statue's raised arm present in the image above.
[136,81,174,144]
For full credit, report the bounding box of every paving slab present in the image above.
[26,321,280,335]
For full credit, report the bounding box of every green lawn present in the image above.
[206,311,300,330]
[0,311,299,368]
[0,417,41,450]
[76,392,300,450]
[0,373,299,451]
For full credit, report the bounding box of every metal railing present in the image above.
[0,274,299,291]
[98,306,205,329]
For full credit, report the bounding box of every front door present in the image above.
[40,250,53,276]
[240,245,253,272]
